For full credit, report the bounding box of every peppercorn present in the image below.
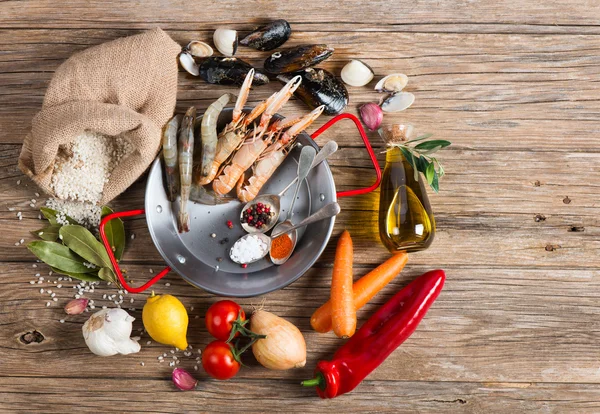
[227,220,233,229]
[241,263,248,269]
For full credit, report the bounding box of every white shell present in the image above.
[340,59,374,87]
[381,92,415,113]
[186,40,213,58]
[178,52,199,76]
[375,73,408,93]
[213,27,238,57]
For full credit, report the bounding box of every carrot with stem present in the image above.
[312,251,409,333]
[331,230,356,338]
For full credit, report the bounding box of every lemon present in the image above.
[142,292,188,350]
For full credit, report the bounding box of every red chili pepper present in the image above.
[302,269,445,398]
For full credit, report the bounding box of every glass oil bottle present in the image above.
[378,125,435,253]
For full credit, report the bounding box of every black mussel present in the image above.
[240,19,292,51]
[264,44,334,74]
[199,57,269,86]
[277,68,348,115]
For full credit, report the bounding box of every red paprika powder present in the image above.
[271,234,293,260]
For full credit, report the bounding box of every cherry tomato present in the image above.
[202,340,240,380]
[205,300,245,341]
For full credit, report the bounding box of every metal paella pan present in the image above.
[99,111,381,298]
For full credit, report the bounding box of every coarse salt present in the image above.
[230,235,268,264]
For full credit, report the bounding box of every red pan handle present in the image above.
[99,209,170,293]
[310,113,382,198]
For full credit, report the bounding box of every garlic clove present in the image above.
[185,40,213,58]
[375,73,408,93]
[64,298,89,315]
[172,368,198,391]
[359,102,384,131]
[341,59,374,87]
[381,92,415,113]
[213,27,238,57]
[178,52,199,76]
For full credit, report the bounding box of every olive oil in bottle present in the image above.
[378,127,436,253]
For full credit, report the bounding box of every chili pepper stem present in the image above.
[301,372,325,389]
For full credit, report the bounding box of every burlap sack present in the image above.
[18,28,181,204]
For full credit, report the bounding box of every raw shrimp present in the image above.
[197,69,258,185]
[162,114,181,202]
[178,106,196,233]
[198,93,233,178]
[190,183,233,205]
[236,106,325,203]
[211,76,303,196]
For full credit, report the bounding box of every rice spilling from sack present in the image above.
[47,130,134,228]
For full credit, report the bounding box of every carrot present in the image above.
[330,230,356,338]
[311,251,409,333]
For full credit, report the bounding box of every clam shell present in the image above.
[213,28,238,57]
[178,51,199,76]
[185,41,213,58]
[240,19,291,51]
[381,92,415,113]
[375,73,408,93]
[277,68,348,115]
[264,44,334,74]
[340,59,374,87]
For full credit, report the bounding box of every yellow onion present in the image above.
[250,309,306,370]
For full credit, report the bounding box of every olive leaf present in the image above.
[101,206,125,261]
[40,207,79,226]
[59,225,112,269]
[27,241,90,274]
[50,266,102,282]
[30,224,61,241]
[392,133,450,192]
[98,267,118,284]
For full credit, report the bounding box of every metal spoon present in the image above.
[270,201,341,265]
[230,202,341,265]
[240,140,338,233]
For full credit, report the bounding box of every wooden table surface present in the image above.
[2,1,600,412]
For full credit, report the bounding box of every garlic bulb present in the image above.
[251,309,306,370]
[82,308,141,357]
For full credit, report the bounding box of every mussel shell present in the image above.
[199,57,269,86]
[239,19,291,51]
[277,68,348,115]
[264,44,334,74]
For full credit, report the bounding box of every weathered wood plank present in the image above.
[2,377,600,413]
[2,263,600,384]
[1,29,599,153]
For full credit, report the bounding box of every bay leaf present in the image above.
[101,206,125,261]
[30,224,61,241]
[27,241,90,273]
[40,207,78,226]
[98,267,118,284]
[49,266,101,282]
[59,225,112,269]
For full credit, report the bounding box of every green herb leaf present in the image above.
[426,163,436,185]
[30,224,62,241]
[40,207,79,226]
[49,266,101,282]
[27,241,90,273]
[101,206,125,261]
[59,225,112,269]
[431,170,440,193]
[414,140,451,151]
[406,133,434,144]
[98,267,118,284]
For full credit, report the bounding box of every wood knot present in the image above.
[533,180,541,187]
[569,226,584,232]
[563,196,571,204]
[534,214,546,222]
[20,330,45,344]
[545,244,560,252]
